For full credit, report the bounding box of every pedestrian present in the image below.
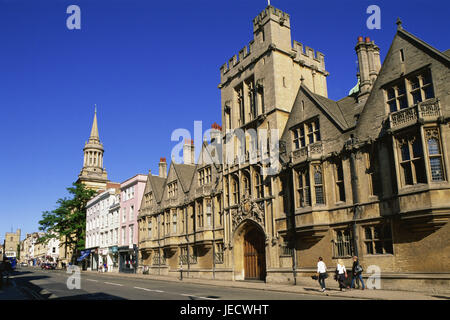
[316,257,328,292]
[104,262,107,273]
[336,259,347,291]
[351,256,365,290]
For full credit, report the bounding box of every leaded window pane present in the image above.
[430,157,444,181]
[428,139,440,155]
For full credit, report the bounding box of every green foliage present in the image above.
[38,183,96,257]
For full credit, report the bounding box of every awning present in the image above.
[77,249,91,262]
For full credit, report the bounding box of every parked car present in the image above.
[41,263,55,270]
[20,262,28,267]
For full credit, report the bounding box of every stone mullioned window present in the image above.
[292,118,321,150]
[385,68,434,113]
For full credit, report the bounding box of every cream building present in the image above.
[3,229,21,259]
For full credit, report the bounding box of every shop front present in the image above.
[108,246,119,272]
[119,245,138,273]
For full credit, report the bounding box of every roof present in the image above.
[173,163,196,193]
[149,175,166,202]
[397,27,450,66]
[300,85,360,131]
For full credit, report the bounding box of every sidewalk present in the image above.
[81,270,450,300]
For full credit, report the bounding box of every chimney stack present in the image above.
[183,139,195,165]
[210,122,222,143]
[355,36,381,97]
[159,157,167,178]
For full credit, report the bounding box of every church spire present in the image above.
[89,104,99,140]
[77,105,109,191]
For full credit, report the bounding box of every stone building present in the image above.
[3,229,21,259]
[137,5,449,292]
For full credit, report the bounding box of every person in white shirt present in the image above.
[336,259,348,291]
[316,257,327,292]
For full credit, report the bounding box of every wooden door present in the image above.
[244,228,266,280]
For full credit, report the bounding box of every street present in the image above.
[10,266,356,300]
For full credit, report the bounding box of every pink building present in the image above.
[118,174,147,273]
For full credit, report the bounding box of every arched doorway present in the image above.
[233,221,266,281]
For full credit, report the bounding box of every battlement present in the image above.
[291,40,326,72]
[220,39,256,77]
[252,5,290,32]
[220,39,327,78]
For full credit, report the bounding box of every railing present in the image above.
[280,245,294,257]
[389,98,441,130]
[179,254,197,265]
[152,255,166,265]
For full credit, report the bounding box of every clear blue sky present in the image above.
[0,0,448,241]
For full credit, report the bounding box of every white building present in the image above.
[85,185,120,271]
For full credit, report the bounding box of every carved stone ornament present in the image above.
[425,128,439,141]
[232,193,265,230]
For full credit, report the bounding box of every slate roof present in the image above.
[173,163,196,193]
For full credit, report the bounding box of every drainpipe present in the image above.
[186,205,191,278]
[287,168,297,286]
[158,215,161,276]
[349,140,360,258]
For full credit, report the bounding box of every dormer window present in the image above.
[168,181,178,198]
[198,167,212,186]
[408,70,434,105]
[292,118,320,150]
[386,69,434,112]
[386,82,407,112]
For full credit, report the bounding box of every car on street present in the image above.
[20,262,28,267]
[41,263,56,270]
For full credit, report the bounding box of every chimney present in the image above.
[159,158,167,178]
[355,36,381,96]
[210,122,222,143]
[183,139,195,165]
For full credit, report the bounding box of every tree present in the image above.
[38,183,96,263]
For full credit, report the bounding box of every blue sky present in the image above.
[0,0,448,241]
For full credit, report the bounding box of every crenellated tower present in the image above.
[77,106,109,192]
[219,5,329,136]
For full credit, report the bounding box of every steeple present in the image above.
[89,105,100,141]
[77,106,109,192]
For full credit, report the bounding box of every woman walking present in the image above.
[351,256,365,290]
[316,257,328,292]
[336,259,347,291]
